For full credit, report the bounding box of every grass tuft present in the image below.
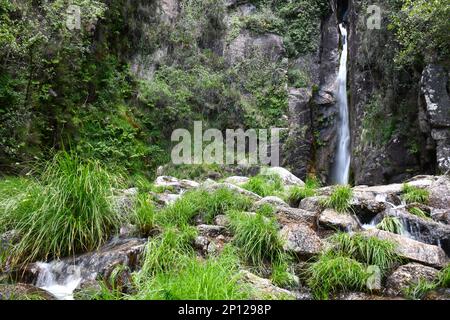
[408,207,430,219]
[242,174,284,197]
[403,278,437,300]
[287,176,320,206]
[307,254,368,300]
[402,184,430,204]
[376,216,404,234]
[0,152,123,267]
[322,185,353,213]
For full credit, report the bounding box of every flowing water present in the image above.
[35,261,82,300]
[332,23,351,185]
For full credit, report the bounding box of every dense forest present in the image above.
[0,0,449,301]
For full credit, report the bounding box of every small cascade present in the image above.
[331,23,351,185]
[35,261,82,300]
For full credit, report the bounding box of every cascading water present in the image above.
[331,23,351,185]
[35,261,82,300]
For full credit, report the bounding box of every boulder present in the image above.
[362,229,448,268]
[240,270,297,300]
[154,176,200,193]
[298,196,327,213]
[381,207,450,255]
[423,288,450,300]
[252,196,289,211]
[385,263,439,296]
[214,214,230,227]
[260,167,305,186]
[196,224,226,237]
[223,176,249,186]
[0,283,56,300]
[279,223,322,257]
[275,207,318,229]
[428,175,450,209]
[151,192,180,206]
[431,209,450,225]
[319,209,360,232]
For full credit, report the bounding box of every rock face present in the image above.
[319,209,360,232]
[362,229,448,268]
[386,263,439,296]
[279,223,322,258]
[419,64,450,174]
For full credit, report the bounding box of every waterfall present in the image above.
[35,261,82,300]
[331,23,351,185]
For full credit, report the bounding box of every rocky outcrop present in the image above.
[385,263,439,296]
[279,223,322,258]
[319,209,360,231]
[362,229,448,268]
[419,64,450,174]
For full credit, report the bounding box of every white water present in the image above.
[332,23,351,185]
[35,262,82,300]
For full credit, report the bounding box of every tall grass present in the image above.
[133,247,250,300]
[228,211,285,267]
[408,207,430,219]
[133,193,156,235]
[402,184,430,204]
[403,278,437,300]
[242,174,284,197]
[0,152,123,267]
[329,232,400,274]
[154,188,252,227]
[307,253,369,300]
[376,216,404,234]
[288,176,320,206]
[322,185,353,213]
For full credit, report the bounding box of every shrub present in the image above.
[329,233,400,274]
[307,254,368,300]
[376,216,404,234]
[228,211,284,267]
[402,184,430,204]
[0,152,123,266]
[322,185,353,213]
[242,174,284,197]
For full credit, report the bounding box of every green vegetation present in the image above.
[228,211,284,267]
[242,174,284,198]
[133,193,156,235]
[256,204,276,218]
[408,207,430,219]
[329,233,400,274]
[437,264,450,288]
[402,184,430,204]
[376,216,404,234]
[403,278,437,300]
[322,185,353,213]
[288,176,320,206]
[0,152,122,267]
[307,254,369,300]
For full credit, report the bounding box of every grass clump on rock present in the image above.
[242,173,284,197]
[401,184,430,204]
[287,176,320,206]
[322,185,353,213]
[376,216,404,234]
[0,152,123,267]
[408,207,430,219]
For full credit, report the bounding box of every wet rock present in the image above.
[0,283,56,300]
[298,196,327,213]
[279,223,322,258]
[260,167,305,187]
[381,207,450,255]
[25,238,147,286]
[224,176,249,186]
[385,263,439,296]
[275,207,318,229]
[319,209,360,231]
[362,229,448,268]
[240,271,297,300]
[252,196,289,211]
[196,224,226,237]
